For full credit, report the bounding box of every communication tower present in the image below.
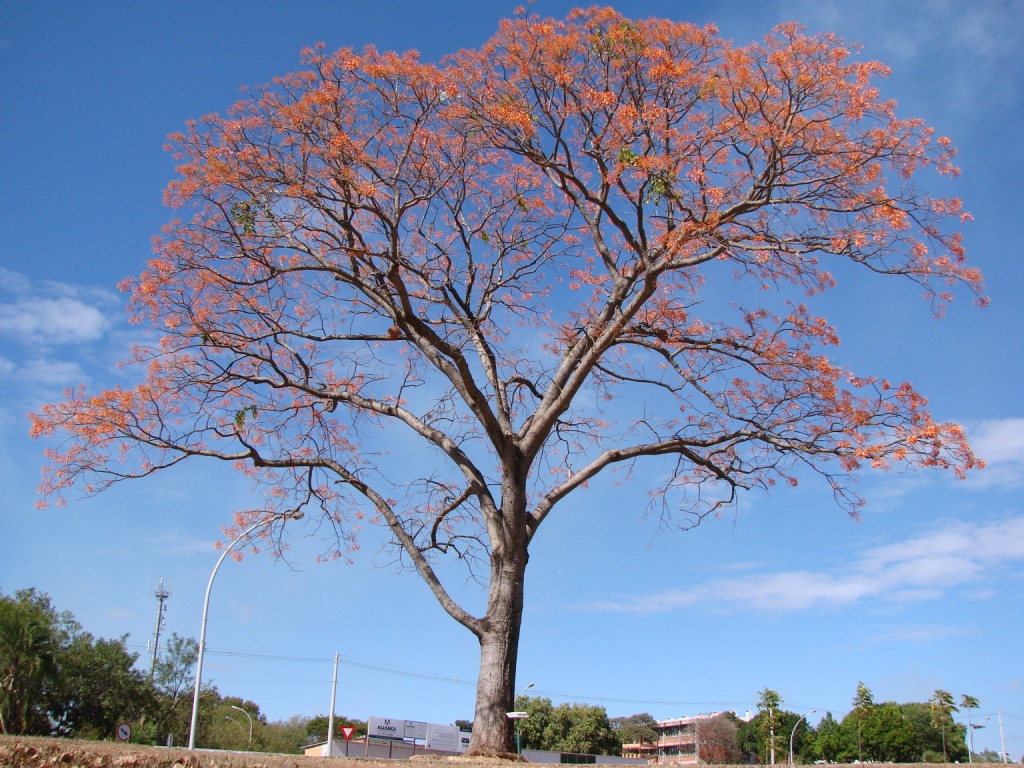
[149,577,171,682]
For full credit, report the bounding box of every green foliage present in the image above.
[515,696,620,756]
[303,713,366,746]
[755,688,784,763]
[858,702,920,763]
[0,589,64,735]
[0,588,150,739]
[811,712,851,763]
[930,688,960,762]
[147,631,199,747]
[51,634,154,739]
[611,712,658,745]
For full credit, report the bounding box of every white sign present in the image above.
[367,717,429,741]
[506,711,530,719]
[404,720,428,740]
[367,717,404,740]
[425,724,460,752]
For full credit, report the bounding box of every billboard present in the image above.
[367,717,470,753]
[367,717,428,741]
[425,724,461,752]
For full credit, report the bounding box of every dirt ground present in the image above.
[0,737,987,768]
[0,735,510,768]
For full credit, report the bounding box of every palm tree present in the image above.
[929,689,959,762]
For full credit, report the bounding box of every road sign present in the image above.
[506,711,529,719]
[340,726,356,741]
[116,723,132,741]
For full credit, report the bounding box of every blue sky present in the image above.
[1,0,1022,757]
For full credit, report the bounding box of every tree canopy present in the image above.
[31,7,983,754]
[0,589,151,739]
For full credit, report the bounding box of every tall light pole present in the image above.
[789,710,816,766]
[232,705,253,746]
[187,510,303,750]
[968,715,990,763]
[510,681,535,755]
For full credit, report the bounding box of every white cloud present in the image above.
[580,516,1024,615]
[0,267,120,347]
[778,0,1023,114]
[868,623,976,644]
[0,297,111,345]
[16,358,89,388]
[965,418,1024,489]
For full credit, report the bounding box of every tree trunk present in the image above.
[466,550,526,756]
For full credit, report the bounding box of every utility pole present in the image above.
[326,653,339,757]
[998,710,1008,764]
[149,577,170,682]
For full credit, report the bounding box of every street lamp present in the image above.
[789,710,816,766]
[967,716,989,764]
[187,510,303,750]
[508,681,535,755]
[515,681,536,701]
[232,705,253,746]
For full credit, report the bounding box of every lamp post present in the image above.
[968,715,989,763]
[187,510,303,750]
[232,705,253,746]
[509,681,535,755]
[789,710,816,766]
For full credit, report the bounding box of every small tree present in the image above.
[758,688,784,764]
[612,713,659,748]
[699,713,743,764]
[961,694,981,758]
[149,633,199,747]
[930,689,959,762]
[31,7,984,754]
[852,681,875,761]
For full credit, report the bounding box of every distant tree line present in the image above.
[0,588,363,752]
[736,685,987,765]
[509,685,996,763]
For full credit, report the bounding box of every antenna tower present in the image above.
[150,577,171,682]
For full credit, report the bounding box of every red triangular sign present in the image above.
[341,726,356,741]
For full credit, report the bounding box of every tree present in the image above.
[902,699,967,763]
[851,681,875,761]
[304,713,365,745]
[0,589,153,740]
[758,688,784,764]
[30,7,983,754]
[516,696,619,755]
[50,633,154,739]
[855,702,919,763]
[611,712,659,748]
[148,632,199,747]
[811,712,851,764]
[961,693,981,758]
[262,713,316,754]
[930,689,959,762]
[0,589,64,735]
[698,713,743,764]
[515,695,556,752]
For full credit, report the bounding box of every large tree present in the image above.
[0,589,151,739]
[30,8,983,754]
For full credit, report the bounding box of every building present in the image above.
[622,712,739,765]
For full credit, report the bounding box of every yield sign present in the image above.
[341,726,357,741]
